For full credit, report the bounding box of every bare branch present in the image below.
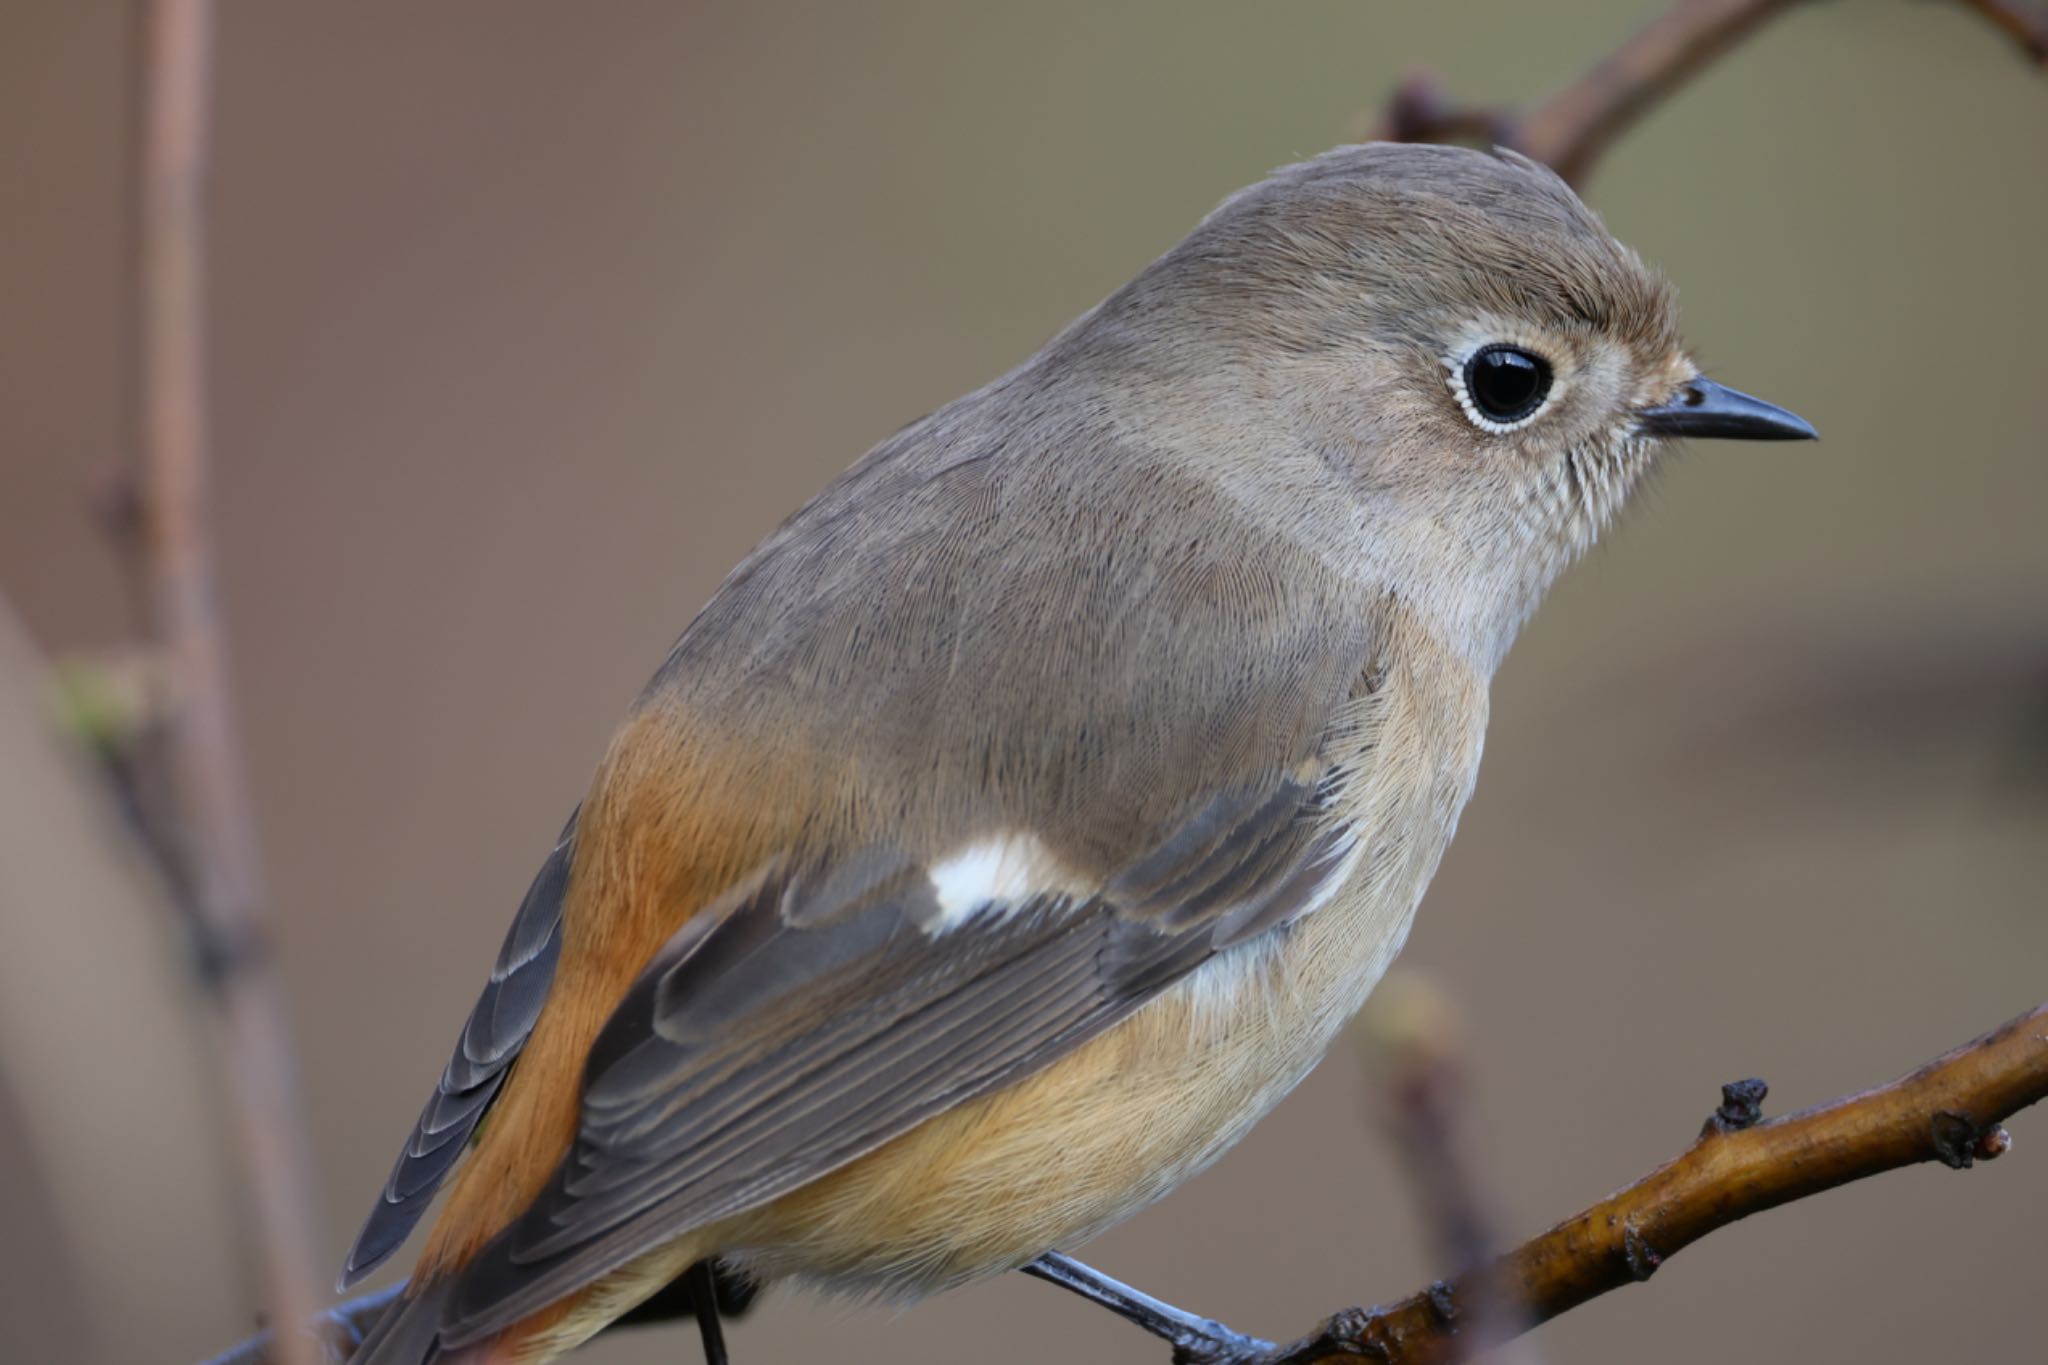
[1365,73,1520,151]
[1254,1003,2048,1365]
[204,1274,722,1363]
[201,1286,401,1365]
[210,1003,2046,1364]
[1960,0,2048,63]
[1361,972,1542,1365]
[1371,0,2047,186]
[1359,973,1505,1296]
[134,2,325,1360]
[1515,0,1806,184]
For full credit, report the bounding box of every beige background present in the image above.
[2,3,2044,1363]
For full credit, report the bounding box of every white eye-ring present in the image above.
[1446,340,1562,434]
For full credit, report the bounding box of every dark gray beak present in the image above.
[1636,376,1817,442]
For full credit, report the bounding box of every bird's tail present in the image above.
[343,1251,750,1365]
[346,1278,483,1365]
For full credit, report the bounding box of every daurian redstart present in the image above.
[340,143,1814,1364]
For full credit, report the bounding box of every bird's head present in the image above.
[1071,142,1814,669]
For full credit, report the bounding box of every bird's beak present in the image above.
[1636,376,1817,442]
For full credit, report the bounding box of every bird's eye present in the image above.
[1459,344,1554,428]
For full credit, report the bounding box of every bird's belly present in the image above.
[718,857,1429,1299]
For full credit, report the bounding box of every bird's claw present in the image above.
[1168,1321,1278,1365]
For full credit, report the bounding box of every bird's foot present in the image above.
[1022,1252,1276,1364]
[1163,1320,1279,1365]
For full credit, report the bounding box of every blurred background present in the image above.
[1,3,2044,1363]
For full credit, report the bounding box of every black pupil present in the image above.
[1465,345,1552,424]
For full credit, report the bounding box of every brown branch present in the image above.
[1252,1002,2048,1365]
[1359,974,1507,1299]
[133,3,325,1361]
[201,1286,401,1365]
[1362,973,1542,1365]
[203,1267,729,1363]
[1370,0,2047,186]
[1961,0,2048,63]
[1365,0,1805,185]
[1516,0,1804,185]
[212,1003,2047,1363]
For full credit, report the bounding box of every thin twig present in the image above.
[1516,0,1807,185]
[220,1004,2046,1364]
[1360,973,1539,1364]
[1959,0,2048,63]
[1372,0,2046,185]
[1366,73,1520,151]
[202,1285,404,1365]
[135,3,325,1361]
[1255,1003,2047,1365]
[1364,975,1497,1278]
[206,1267,735,1363]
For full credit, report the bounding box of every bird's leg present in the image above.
[682,1258,730,1365]
[1022,1252,1275,1364]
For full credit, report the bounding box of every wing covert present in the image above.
[437,766,1361,1343]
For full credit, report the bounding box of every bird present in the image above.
[337,141,1815,1365]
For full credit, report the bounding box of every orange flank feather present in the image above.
[410,702,801,1344]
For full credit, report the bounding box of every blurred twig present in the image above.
[1246,1003,2047,1365]
[207,1266,745,1363]
[1359,973,1540,1365]
[203,1286,402,1365]
[251,995,2038,1363]
[1363,976,1495,1272]
[1371,0,2046,185]
[260,997,2040,1365]
[1577,612,2048,810]
[1960,0,2048,63]
[1515,0,1803,184]
[128,2,325,1361]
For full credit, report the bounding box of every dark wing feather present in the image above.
[437,773,1349,1344]
[339,812,580,1288]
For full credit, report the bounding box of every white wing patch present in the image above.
[925,832,1064,932]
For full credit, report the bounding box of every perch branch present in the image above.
[1252,1002,2048,1365]
[215,1003,2047,1363]
[202,1286,403,1365]
[134,3,325,1361]
[1371,0,2047,185]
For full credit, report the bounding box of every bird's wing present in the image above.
[436,756,1367,1345]
[340,812,579,1286]
[349,432,1401,1338]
